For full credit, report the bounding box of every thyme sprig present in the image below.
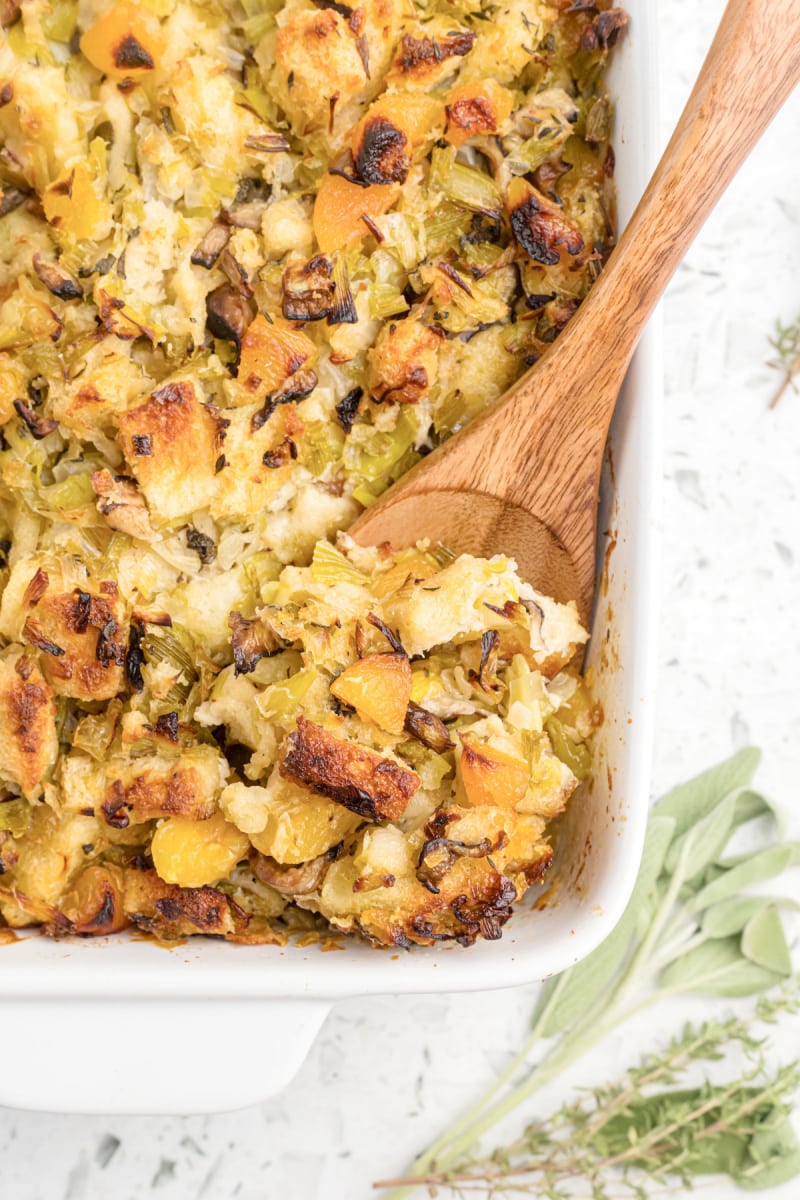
[377,750,800,1198]
[768,313,800,407]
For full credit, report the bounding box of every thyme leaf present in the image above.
[768,313,800,408]
[376,749,800,1198]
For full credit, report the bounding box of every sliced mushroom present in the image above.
[91,469,156,541]
[229,610,286,675]
[403,702,453,752]
[281,255,335,322]
[206,284,256,355]
[250,845,341,896]
[190,223,231,269]
[32,254,82,300]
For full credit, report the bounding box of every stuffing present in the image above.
[0,0,621,947]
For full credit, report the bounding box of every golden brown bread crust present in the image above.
[101,763,217,828]
[122,866,247,938]
[117,380,223,522]
[0,653,58,797]
[23,583,126,701]
[280,716,420,821]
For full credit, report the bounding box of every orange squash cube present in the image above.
[445,79,514,148]
[350,94,443,185]
[43,161,111,242]
[80,0,163,79]
[313,174,401,254]
[330,653,412,734]
[237,314,317,396]
[459,737,529,809]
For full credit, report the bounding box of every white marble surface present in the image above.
[4,3,800,1197]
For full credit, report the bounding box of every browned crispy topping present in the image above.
[355,116,409,185]
[335,386,363,434]
[22,618,65,657]
[395,30,475,73]
[509,187,585,265]
[446,94,496,139]
[113,34,155,70]
[280,716,420,820]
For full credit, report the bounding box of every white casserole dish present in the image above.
[0,0,661,1115]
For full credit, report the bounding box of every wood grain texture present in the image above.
[351,0,800,622]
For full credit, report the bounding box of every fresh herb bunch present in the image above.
[377,749,800,1197]
[768,313,800,407]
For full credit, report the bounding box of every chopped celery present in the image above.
[353,408,420,484]
[41,473,96,513]
[41,0,78,43]
[545,716,592,781]
[0,797,31,837]
[442,163,502,217]
[310,541,367,587]
[260,668,317,717]
[507,655,552,732]
[72,703,122,762]
[370,284,410,321]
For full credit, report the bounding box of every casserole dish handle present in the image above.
[2,998,330,1114]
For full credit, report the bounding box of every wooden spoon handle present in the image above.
[571,0,800,398]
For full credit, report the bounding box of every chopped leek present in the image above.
[311,541,367,587]
[545,716,592,781]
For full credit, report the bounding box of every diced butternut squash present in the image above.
[459,736,529,809]
[236,314,317,397]
[313,174,401,254]
[80,0,163,79]
[151,810,250,888]
[445,79,514,148]
[351,94,443,186]
[330,653,412,734]
[42,158,111,242]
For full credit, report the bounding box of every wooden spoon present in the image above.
[350,0,800,623]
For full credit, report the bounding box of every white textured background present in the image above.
[3,2,800,1196]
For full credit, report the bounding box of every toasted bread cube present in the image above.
[117,379,220,523]
[0,652,58,798]
[280,717,420,821]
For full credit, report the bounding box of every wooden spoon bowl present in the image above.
[350,0,800,624]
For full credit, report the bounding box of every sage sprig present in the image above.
[378,749,800,1197]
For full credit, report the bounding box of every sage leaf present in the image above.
[732,787,785,835]
[660,936,784,997]
[664,792,736,881]
[688,845,797,912]
[737,1147,800,1191]
[702,894,800,939]
[652,747,761,839]
[741,907,792,976]
[532,816,675,1036]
